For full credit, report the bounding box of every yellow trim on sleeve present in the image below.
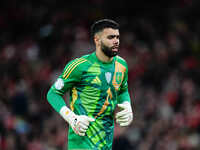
[62,58,86,79]
[70,87,78,111]
[64,59,87,79]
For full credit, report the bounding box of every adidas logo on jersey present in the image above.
[91,76,101,85]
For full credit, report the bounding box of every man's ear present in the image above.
[94,34,100,46]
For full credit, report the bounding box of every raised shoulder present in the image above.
[116,55,128,67]
[79,53,96,65]
[62,57,88,79]
[69,57,88,67]
[80,54,90,59]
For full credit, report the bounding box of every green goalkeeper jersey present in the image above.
[47,52,131,150]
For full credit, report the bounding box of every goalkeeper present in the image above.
[47,19,133,150]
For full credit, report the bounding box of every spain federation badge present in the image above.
[105,72,111,84]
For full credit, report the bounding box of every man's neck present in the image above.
[95,47,113,63]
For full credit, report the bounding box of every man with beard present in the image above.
[47,19,133,150]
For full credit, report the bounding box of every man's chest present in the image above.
[80,62,125,92]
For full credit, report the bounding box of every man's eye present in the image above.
[107,35,119,39]
[108,35,114,39]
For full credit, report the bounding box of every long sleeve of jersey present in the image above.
[117,59,131,104]
[47,58,86,113]
[47,90,66,113]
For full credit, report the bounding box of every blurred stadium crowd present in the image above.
[0,0,200,150]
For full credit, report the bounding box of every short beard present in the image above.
[101,43,118,58]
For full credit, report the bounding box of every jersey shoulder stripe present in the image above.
[62,58,87,79]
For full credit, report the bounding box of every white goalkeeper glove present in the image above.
[60,106,95,136]
[116,101,133,127]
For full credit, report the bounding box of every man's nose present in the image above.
[113,38,119,44]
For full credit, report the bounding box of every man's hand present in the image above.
[115,102,133,126]
[69,114,95,136]
[60,106,95,136]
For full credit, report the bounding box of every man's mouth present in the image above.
[112,46,119,51]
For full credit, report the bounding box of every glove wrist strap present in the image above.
[59,106,76,124]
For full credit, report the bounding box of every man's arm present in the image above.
[47,87,94,136]
[116,62,133,126]
[46,58,94,136]
[117,62,131,104]
[47,87,66,113]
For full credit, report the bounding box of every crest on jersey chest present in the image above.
[112,71,123,91]
[115,72,122,84]
[105,72,112,84]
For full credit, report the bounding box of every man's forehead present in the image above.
[102,28,119,35]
